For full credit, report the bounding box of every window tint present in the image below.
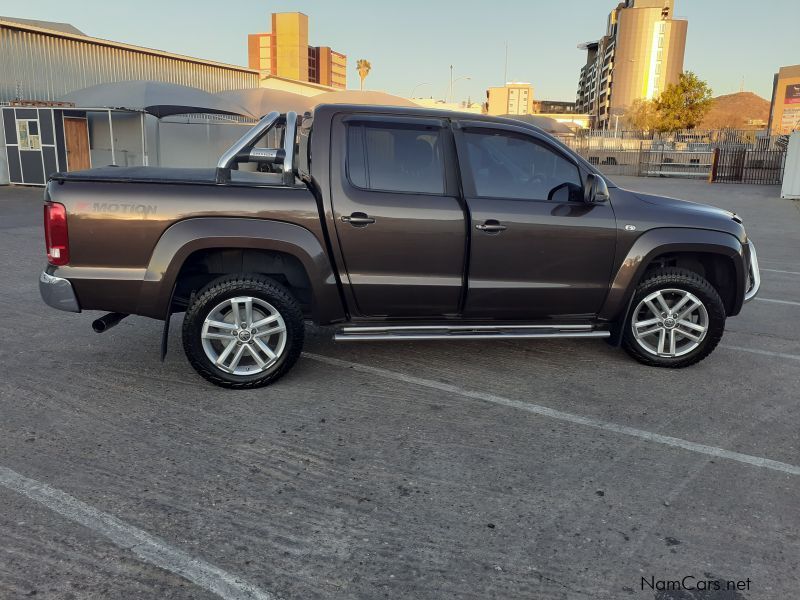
[347,123,445,194]
[463,130,581,200]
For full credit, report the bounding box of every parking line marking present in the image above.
[722,345,800,362]
[755,297,800,307]
[0,466,274,600]
[763,268,800,276]
[303,353,800,477]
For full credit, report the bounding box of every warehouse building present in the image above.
[0,16,258,103]
[0,16,259,185]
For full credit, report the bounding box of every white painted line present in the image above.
[755,297,800,307]
[722,345,800,362]
[0,466,274,600]
[762,268,800,276]
[303,353,800,477]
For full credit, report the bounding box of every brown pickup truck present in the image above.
[40,104,760,388]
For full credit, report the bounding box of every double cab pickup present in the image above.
[40,105,760,387]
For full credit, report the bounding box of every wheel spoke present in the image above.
[654,292,671,313]
[671,293,692,315]
[668,329,677,355]
[657,328,667,354]
[254,324,286,339]
[676,300,701,321]
[244,298,253,327]
[205,320,237,331]
[203,332,236,341]
[251,314,280,329]
[215,340,238,368]
[228,344,247,372]
[675,327,701,343]
[636,324,662,338]
[678,319,705,333]
[254,338,277,361]
[634,317,661,329]
[645,299,663,317]
[246,344,267,368]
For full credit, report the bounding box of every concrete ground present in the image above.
[0,178,798,600]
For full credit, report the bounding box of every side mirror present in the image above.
[547,181,584,203]
[584,173,610,204]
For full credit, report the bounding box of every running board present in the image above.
[334,324,610,342]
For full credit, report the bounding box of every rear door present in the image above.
[453,121,617,320]
[329,114,466,317]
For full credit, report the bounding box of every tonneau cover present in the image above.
[51,166,286,187]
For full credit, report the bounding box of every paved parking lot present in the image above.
[1,177,798,599]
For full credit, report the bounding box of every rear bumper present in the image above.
[39,270,81,312]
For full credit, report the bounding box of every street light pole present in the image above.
[449,76,472,105]
[449,65,453,103]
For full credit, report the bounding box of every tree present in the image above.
[653,71,714,132]
[356,59,371,91]
[623,99,659,132]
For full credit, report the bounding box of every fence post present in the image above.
[709,147,720,183]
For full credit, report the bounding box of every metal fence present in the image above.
[712,148,787,185]
[564,129,787,184]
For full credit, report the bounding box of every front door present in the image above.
[330,115,466,318]
[454,122,617,320]
[64,117,91,171]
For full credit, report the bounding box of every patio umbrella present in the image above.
[500,114,575,135]
[216,88,314,119]
[311,90,418,108]
[61,81,251,118]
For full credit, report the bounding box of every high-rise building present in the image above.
[485,83,535,116]
[248,12,346,89]
[576,0,687,128]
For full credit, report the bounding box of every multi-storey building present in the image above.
[768,64,800,135]
[248,12,347,90]
[485,83,535,116]
[576,0,687,128]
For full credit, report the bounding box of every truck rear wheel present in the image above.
[182,274,304,388]
[622,268,726,368]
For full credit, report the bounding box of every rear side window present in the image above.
[347,123,445,195]
[463,130,581,201]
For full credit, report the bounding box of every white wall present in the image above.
[157,117,254,168]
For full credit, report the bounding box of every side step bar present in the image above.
[335,324,610,342]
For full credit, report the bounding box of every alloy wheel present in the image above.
[200,296,287,375]
[631,288,708,358]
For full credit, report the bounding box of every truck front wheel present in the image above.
[182,275,304,388]
[622,268,726,368]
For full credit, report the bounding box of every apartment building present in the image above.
[576,0,687,128]
[248,12,346,90]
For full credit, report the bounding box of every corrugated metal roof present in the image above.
[0,16,84,35]
[0,17,256,73]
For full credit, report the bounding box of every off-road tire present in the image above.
[182,274,304,388]
[622,268,726,368]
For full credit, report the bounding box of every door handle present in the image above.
[475,220,507,233]
[341,212,375,227]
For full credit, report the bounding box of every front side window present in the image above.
[347,123,445,195]
[463,130,581,201]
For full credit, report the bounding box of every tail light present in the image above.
[44,202,70,266]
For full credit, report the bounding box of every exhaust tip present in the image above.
[92,312,128,333]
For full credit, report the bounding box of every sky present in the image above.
[10,0,800,102]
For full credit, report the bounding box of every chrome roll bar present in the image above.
[215,111,298,185]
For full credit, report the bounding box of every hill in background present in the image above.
[701,91,770,130]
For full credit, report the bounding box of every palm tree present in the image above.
[357,59,371,91]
